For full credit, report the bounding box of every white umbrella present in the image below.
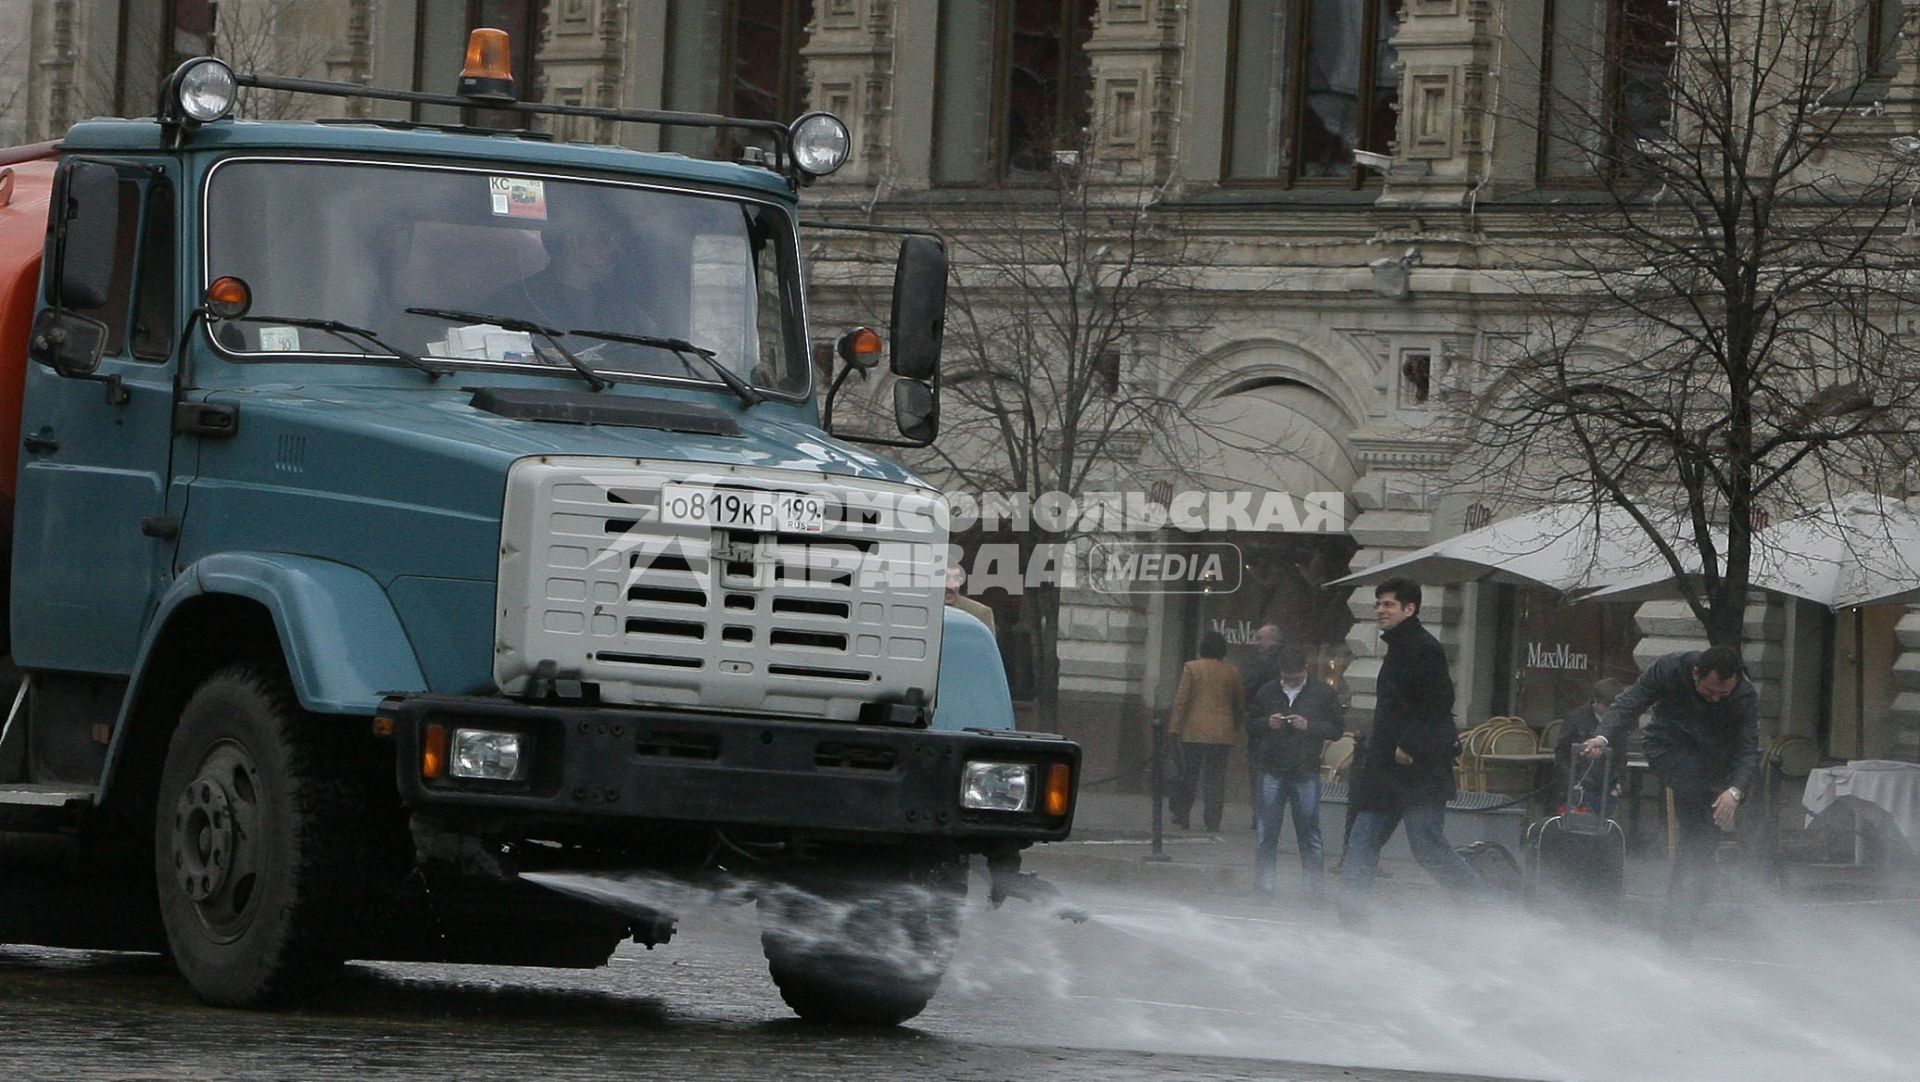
[1580,493,1920,610]
[1325,502,1694,594]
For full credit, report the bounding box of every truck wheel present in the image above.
[154,665,367,1007]
[758,865,963,1025]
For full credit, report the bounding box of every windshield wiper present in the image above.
[404,306,609,392]
[222,314,450,379]
[568,326,762,408]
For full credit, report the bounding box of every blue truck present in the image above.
[0,35,1078,1026]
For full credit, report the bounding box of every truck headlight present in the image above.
[961,761,1033,812]
[450,728,529,782]
[790,111,851,176]
[169,57,237,124]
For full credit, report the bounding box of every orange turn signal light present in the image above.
[371,716,395,737]
[837,326,884,369]
[1044,762,1072,817]
[422,722,447,779]
[205,275,251,320]
[457,28,516,102]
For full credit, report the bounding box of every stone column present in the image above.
[800,0,895,187]
[1376,0,1499,208]
[1083,0,1183,184]
[1340,434,1462,731]
[1885,608,1920,760]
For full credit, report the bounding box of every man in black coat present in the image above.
[1248,646,1344,902]
[1581,645,1760,944]
[1241,623,1282,828]
[1337,577,1484,926]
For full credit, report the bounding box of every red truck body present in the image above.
[0,150,55,512]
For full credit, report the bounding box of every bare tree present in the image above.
[1464,0,1920,645]
[840,154,1261,721]
[217,0,341,119]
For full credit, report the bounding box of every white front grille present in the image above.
[496,457,948,721]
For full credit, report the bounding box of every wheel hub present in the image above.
[172,776,236,903]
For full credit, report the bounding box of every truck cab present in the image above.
[0,41,1074,1026]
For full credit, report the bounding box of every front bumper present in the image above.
[380,694,1079,843]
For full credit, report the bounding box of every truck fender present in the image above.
[99,553,428,803]
[929,607,1016,732]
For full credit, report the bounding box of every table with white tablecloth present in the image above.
[1802,760,1920,854]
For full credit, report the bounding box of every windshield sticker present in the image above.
[431,324,535,362]
[489,177,548,219]
[257,325,301,351]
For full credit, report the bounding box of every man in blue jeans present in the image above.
[1338,577,1485,926]
[1249,646,1344,903]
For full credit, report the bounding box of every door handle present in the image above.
[22,431,57,454]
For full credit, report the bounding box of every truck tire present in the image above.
[758,863,963,1025]
[153,665,368,1007]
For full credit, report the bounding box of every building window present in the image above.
[1094,351,1122,397]
[933,0,1097,184]
[665,0,814,156]
[1399,349,1431,407]
[1537,0,1676,182]
[1864,0,1905,77]
[1223,0,1403,186]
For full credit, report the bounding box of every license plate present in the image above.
[659,483,826,534]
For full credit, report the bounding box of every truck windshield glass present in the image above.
[203,159,806,396]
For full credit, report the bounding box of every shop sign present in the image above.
[1526,641,1590,671]
[1208,619,1261,646]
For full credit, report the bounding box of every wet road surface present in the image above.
[0,885,1524,1082]
[4,876,1916,1082]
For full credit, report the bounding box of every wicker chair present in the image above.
[1539,717,1565,757]
[1479,724,1541,795]
[1458,717,1531,792]
[1321,734,1356,783]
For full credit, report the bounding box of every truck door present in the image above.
[10,162,180,675]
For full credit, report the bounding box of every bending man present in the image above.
[1581,645,1759,945]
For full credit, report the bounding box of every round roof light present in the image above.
[790,112,851,177]
[176,58,238,124]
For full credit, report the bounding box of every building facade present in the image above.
[5,0,1918,787]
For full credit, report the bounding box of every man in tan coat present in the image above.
[1168,631,1245,832]
[944,563,996,636]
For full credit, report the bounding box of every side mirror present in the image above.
[28,307,109,377]
[894,378,938,443]
[888,236,945,381]
[55,161,121,310]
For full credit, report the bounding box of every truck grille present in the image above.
[496,457,948,721]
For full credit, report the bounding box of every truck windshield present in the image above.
[203,158,807,397]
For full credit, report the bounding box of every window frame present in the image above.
[663,0,816,159]
[932,0,1097,187]
[1219,0,1403,190]
[1534,0,1677,187]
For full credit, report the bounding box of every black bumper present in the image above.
[380,694,1079,843]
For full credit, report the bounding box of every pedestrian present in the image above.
[1168,630,1244,833]
[1580,646,1759,945]
[1248,645,1344,903]
[1555,677,1626,807]
[1337,577,1485,926]
[944,563,996,636]
[1241,623,1283,827]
